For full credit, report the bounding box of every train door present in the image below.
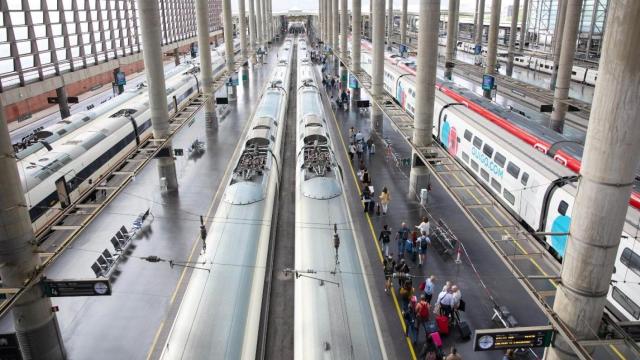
[55,176,71,209]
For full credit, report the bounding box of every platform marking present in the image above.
[145,81,263,360]
[326,88,417,360]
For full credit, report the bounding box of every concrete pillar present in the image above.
[340,0,348,90]
[138,0,178,190]
[248,0,257,63]
[196,0,216,126]
[444,0,459,80]
[327,0,333,51]
[352,0,362,73]
[173,48,180,66]
[319,0,323,41]
[0,102,66,360]
[409,0,439,197]
[386,0,393,50]
[55,86,71,119]
[519,0,529,51]
[332,0,339,76]
[549,0,582,133]
[506,0,520,76]
[352,0,362,102]
[223,0,236,100]
[400,0,408,46]
[255,0,263,56]
[550,0,567,90]
[483,0,500,98]
[260,0,267,46]
[371,0,385,134]
[545,1,640,359]
[474,0,485,65]
[238,0,248,60]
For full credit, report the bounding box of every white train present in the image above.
[18,44,242,234]
[442,38,599,86]
[19,65,202,233]
[161,38,294,359]
[358,51,640,322]
[294,38,384,359]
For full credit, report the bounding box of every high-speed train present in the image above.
[16,41,241,161]
[161,39,293,359]
[443,38,599,86]
[19,64,202,233]
[294,38,384,359]
[356,49,640,322]
[18,44,242,234]
[354,39,640,211]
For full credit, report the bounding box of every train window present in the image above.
[480,169,489,182]
[506,162,520,179]
[461,151,469,163]
[463,130,472,142]
[472,136,483,149]
[521,172,529,186]
[491,178,501,192]
[470,159,479,172]
[503,189,515,205]
[612,286,640,320]
[482,144,494,158]
[558,200,568,216]
[494,152,506,167]
[620,248,640,277]
[571,71,577,75]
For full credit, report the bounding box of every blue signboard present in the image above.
[399,44,408,56]
[115,71,126,86]
[474,44,482,55]
[482,75,495,91]
[349,74,359,89]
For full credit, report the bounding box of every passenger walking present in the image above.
[416,217,431,236]
[417,231,431,266]
[379,187,391,215]
[415,294,431,340]
[502,349,515,360]
[451,285,463,312]
[395,259,410,288]
[437,287,455,318]
[383,255,395,293]
[418,335,438,360]
[404,296,419,344]
[396,222,410,258]
[349,142,356,161]
[356,142,364,160]
[421,275,436,304]
[379,224,392,256]
[355,130,364,144]
[398,278,414,312]
[361,186,373,213]
[361,169,371,186]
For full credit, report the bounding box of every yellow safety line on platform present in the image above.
[328,91,417,360]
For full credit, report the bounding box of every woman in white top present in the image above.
[416,217,430,236]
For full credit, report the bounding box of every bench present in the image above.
[431,219,459,257]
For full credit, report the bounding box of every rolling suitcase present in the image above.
[425,321,438,334]
[458,321,471,340]
[436,315,449,335]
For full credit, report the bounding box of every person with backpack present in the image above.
[415,294,431,339]
[395,222,410,259]
[395,259,410,288]
[383,255,395,294]
[379,224,391,257]
[398,278,414,313]
[361,186,372,213]
[404,295,418,344]
[417,231,431,267]
[421,275,436,304]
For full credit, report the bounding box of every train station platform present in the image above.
[0,47,282,360]
[312,62,550,359]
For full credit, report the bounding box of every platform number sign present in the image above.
[473,326,554,352]
[482,75,495,91]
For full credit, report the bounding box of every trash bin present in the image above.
[420,188,428,207]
